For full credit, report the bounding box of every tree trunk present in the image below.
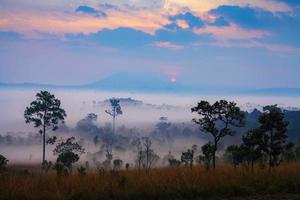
[213,138,217,169]
[42,123,46,164]
[269,129,273,169]
[113,107,116,135]
[146,149,149,169]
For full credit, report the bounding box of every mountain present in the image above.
[0,73,300,96]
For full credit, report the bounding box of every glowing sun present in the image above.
[171,77,177,83]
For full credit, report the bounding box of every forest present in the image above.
[1,90,300,200]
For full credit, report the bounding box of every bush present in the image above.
[0,154,8,172]
[57,151,79,169]
[54,162,68,176]
[77,166,86,176]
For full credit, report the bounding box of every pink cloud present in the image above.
[193,24,269,40]
[220,41,300,53]
[0,9,169,37]
[153,41,184,50]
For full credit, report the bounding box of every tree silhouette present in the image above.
[181,149,194,168]
[168,158,181,167]
[156,117,171,141]
[201,142,214,170]
[105,98,122,134]
[191,100,244,168]
[24,91,66,164]
[142,137,152,169]
[113,159,123,170]
[53,137,85,171]
[225,145,244,168]
[258,105,288,168]
[241,129,263,170]
[282,142,296,162]
[142,137,159,169]
[0,154,8,172]
[132,137,144,169]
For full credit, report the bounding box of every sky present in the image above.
[0,0,300,90]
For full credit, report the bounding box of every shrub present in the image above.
[77,166,86,176]
[0,154,8,172]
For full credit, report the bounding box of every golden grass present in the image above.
[1,164,300,200]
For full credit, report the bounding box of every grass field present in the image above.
[1,164,300,200]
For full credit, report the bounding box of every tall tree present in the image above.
[24,91,66,164]
[191,100,244,168]
[105,98,122,134]
[241,129,263,170]
[258,105,288,168]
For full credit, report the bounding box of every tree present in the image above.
[296,140,300,160]
[201,142,215,170]
[105,98,122,134]
[142,137,159,169]
[258,105,288,168]
[113,159,123,170]
[191,100,244,168]
[225,145,244,168]
[103,138,113,169]
[168,158,181,167]
[181,149,194,168]
[53,137,85,171]
[241,129,263,170]
[282,142,296,162]
[155,117,171,142]
[162,151,175,166]
[0,154,8,172]
[24,91,66,164]
[132,137,144,169]
[142,137,153,169]
[76,113,98,135]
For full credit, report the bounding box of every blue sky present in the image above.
[0,0,299,91]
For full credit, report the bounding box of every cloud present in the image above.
[215,39,300,53]
[155,28,199,45]
[162,0,291,14]
[210,5,278,29]
[0,8,168,37]
[153,41,183,50]
[169,12,204,29]
[66,26,208,49]
[209,16,229,27]
[66,27,154,48]
[194,24,269,41]
[75,5,107,18]
[274,0,300,6]
[209,5,300,47]
[0,31,23,41]
[0,0,299,53]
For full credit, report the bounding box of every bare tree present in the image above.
[105,98,122,134]
[132,137,144,169]
[142,137,159,169]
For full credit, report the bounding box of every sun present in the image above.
[171,76,177,83]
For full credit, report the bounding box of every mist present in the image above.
[1,88,300,165]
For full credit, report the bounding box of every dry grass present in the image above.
[1,163,300,200]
